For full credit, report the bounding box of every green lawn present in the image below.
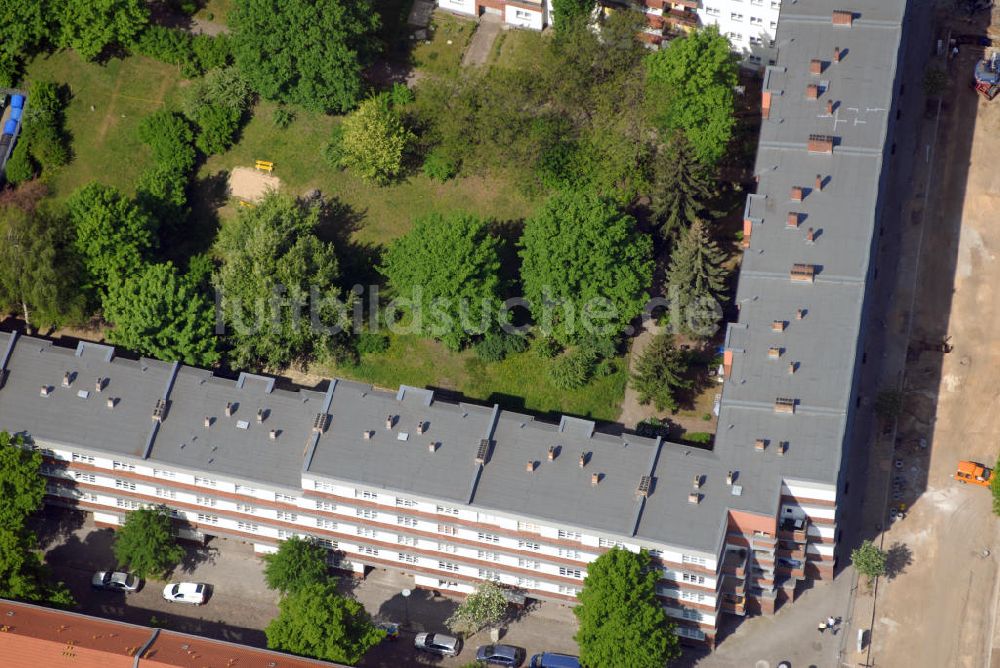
[490,28,547,71]
[412,14,477,78]
[330,334,627,422]
[194,0,235,24]
[23,51,185,199]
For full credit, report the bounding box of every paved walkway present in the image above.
[618,322,663,428]
[462,15,503,68]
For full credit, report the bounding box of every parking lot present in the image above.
[36,508,580,667]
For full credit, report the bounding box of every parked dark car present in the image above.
[476,644,526,667]
[530,652,581,668]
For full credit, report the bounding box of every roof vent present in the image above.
[224,402,233,417]
[768,346,782,359]
[774,397,796,414]
[726,470,734,485]
[312,413,329,433]
[591,472,601,486]
[107,397,116,409]
[832,10,854,26]
[363,430,373,440]
[416,420,426,435]
[385,414,395,430]
[62,372,71,388]
[786,212,800,229]
[808,134,835,154]
[692,474,702,489]
[526,460,537,473]
[40,386,51,397]
[788,362,797,374]
[790,264,816,283]
[475,438,490,464]
[754,438,767,451]
[638,475,652,497]
[152,399,167,423]
[428,441,438,452]
[790,186,804,202]
[256,408,265,423]
[834,46,842,62]
[269,429,278,441]
[731,484,743,497]
[809,59,823,75]
[579,452,590,468]
[806,83,819,100]
[796,308,805,320]
[688,492,701,504]
[95,377,104,393]
[816,174,824,191]
[547,445,558,461]
[204,416,212,428]
[772,320,786,332]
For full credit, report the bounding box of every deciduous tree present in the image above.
[630,333,691,413]
[214,193,352,370]
[520,191,653,346]
[646,26,738,166]
[574,548,680,667]
[666,219,729,338]
[112,506,185,579]
[230,0,380,112]
[380,213,503,350]
[265,582,384,663]
[851,540,888,586]
[340,95,413,184]
[263,536,331,595]
[445,580,508,636]
[0,432,45,530]
[54,0,150,61]
[102,262,219,366]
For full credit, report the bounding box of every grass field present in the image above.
[330,334,628,422]
[412,14,477,77]
[23,51,185,199]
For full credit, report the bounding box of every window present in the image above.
[750,0,762,5]
[438,524,458,536]
[477,532,500,544]
[235,484,256,495]
[557,529,581,541]
[116,498,140,510]
[682,573,706,585]
[559,567,583,579]
[438,579,459,589]
[516,577,536,588]
[356,508,378,521]
[316,518,338,530]
[315,500,336,512]
[514,9,531,19]
[705,6,720,16]
[438,561,460,573]
[398,535,417,546]
[769,22,777,30]
[313,480,335,492]
[194,476,217,488]
[748,55,762,64]
[196,513,219,524]
[518,558,538,569]
[276,511,298,522]
[237,521,259,533]
[236,503,256,513]
[153,469,175,479]
[356,526,375,539]
[275,493,297,504]
[479,569,501,580]
[676,626,705,640]
[770,0,780,7]
[195,496,217,507]
[750,16,763,25]
[398,552,419,564]
[558,585,580,596]
[397,516,418,528]
[599,538,624,549]
[278,529,297,539]
[728,32,743,41]
[436,505,459,516]
[155,488,177,500]
[438,542,457,553]
[749,36,762,45]
[74,472,96,483]
[72,452,95,464]
[681,609,703,621]
[112,461,135,472]
[518,540,540,551]
[395,497,417,508]
[730,12,743,21]
[82,493,99,503]
[681,591,706,603]
[517,521,540,533]
[359,546,379,557]
[114,479,136,491]
[358,490,379,501]
[314,537,336,549]
[477,550,499,561]
[558,548,581,560]
[682,554,707,566]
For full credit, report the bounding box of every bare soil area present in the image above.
[228,166,281,202]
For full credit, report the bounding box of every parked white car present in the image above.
[162,582,207,605]
[91,571,140,593]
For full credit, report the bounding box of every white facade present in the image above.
[697,0,781,65]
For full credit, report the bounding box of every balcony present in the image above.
[751,531,778,548]
[663,7,699,28]
[778,517,809,542]
[721,549,748,577]
[721,594,746,616]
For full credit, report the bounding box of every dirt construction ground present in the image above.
[849,11,1000,668]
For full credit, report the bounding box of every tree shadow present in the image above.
[884,542,913,581]
[175,539,220,576]
[44,527,117,572]
[489,218,525,297]
[168,170,229,266]
[312,195,382,288]
[29,506,85,551]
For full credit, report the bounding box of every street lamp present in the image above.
[401,588,411,629]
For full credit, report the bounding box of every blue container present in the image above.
[10,95,24,109]
[9,107,21,121]
[3,120,17,135]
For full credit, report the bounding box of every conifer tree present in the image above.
[667,219,729,338]
[631,332,690,413]
[649,135,717,240]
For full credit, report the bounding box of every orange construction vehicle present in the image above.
[952,460,994,487]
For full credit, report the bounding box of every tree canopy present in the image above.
[520,191,653,346]
[265,581,384,663]
[446,580,509,636]
[340,95,413,184]
[851,540,887,586]
[574,548,680,667]
[380,213,504,350]
[262,536,331,595]
[649,134,717,240]
[631,333,691,413]
[67,183,157,295]
[0,432,45,530]
[646,26,739,166]
[102,262,219,366]
[666,219,729,339]
[54,0,150,61]
[112,506,185,579]
[214,193,352,370]
[230,0,380,112]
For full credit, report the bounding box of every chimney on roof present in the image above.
[790,263,817,283]
[107,397,116,409]
[637,475,652,497]
[40,386,50,397]
[772,320,786,332]
[796,308,805,320]
[547,445,557,461]
[790,186,804,202]
[363,430,373,440]
[416,420,425,435]
[692,475,702,489]
[385,414,394,430]
[204,416,212,428]
[787,212,800,229]
[777,441,788,456]
[256,408,264,423]
[754,438,766,451]
[579,452,587,468]
[826,99,834,115]
[526,460,536,473]
[428,441,438,452]
[808,134,835,154]
[62,372,71,388]
[726,470,734,485]
[224,402,233,417]
[806,83,819,100]
[768,346,782,359]
[788,362,797,374]
[832,10,854,27]
[591,472,600,486]
[774,397,796,414]
[834,46,842,62]
[809,59,823,75]
[688,492,700,504]
[269,429,278,440]
[816,174,824,191]
[95,377,104,393]
[152,399,167,423]
[806,227,815,244]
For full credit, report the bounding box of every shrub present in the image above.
[475,331,528,362]
[390,82,415,107]
[340,94,413,184]
[200,66,253,110]
[356,331,390,355]
[190,34,232,74]
[548,347,597,389]
[273,106,295,129]
[321,126,347,169]
[422,147,458,182]
[533,336,562,359]
[192,104,242,155]
[685,432,712,445]
[4,141,36,185]
[137,110,196,173]
[134,26,192,68]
